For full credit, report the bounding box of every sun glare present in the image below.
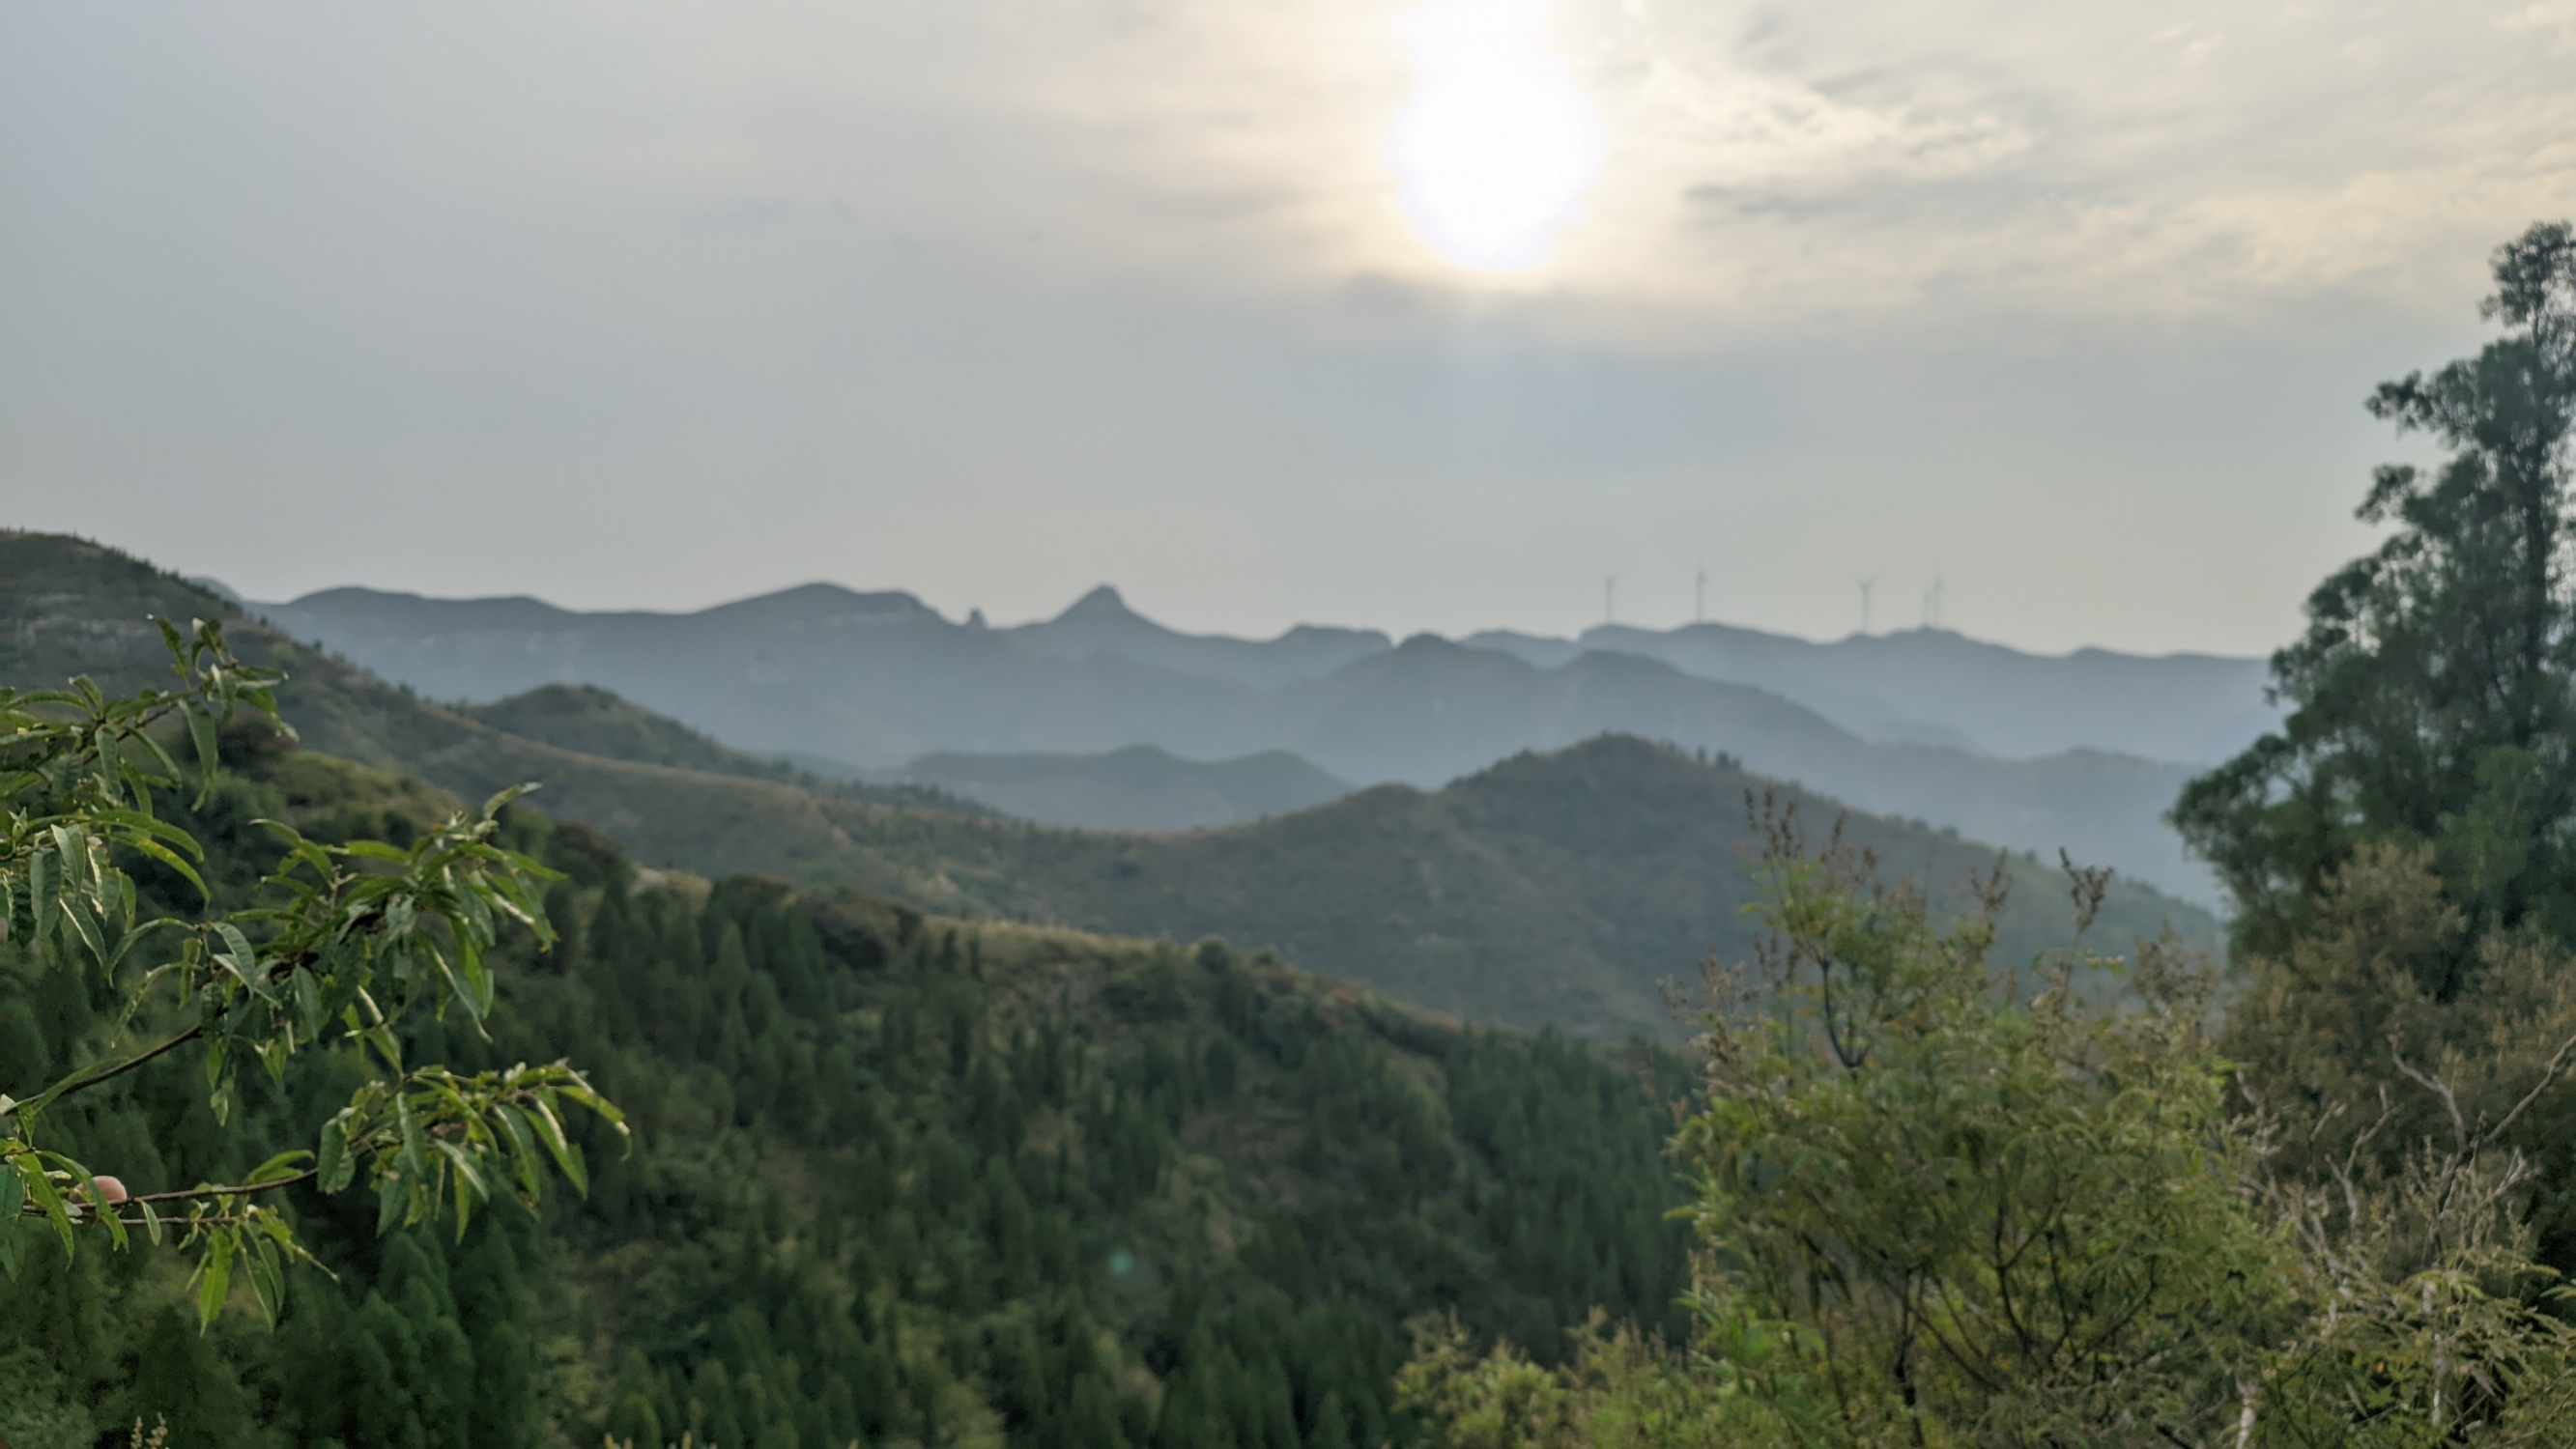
[1388,0,1604,273]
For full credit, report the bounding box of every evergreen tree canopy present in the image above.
[2176,221,2576,958]
[2,627,1697,1443]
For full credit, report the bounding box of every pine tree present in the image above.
[2177,222,2576,958]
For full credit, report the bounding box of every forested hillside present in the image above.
[0,532,2215,1043]
[966,738,2206,1038]
[894,746,1352,832]
[2,740,1692,1445]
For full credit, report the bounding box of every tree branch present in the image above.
[2478,1028,2576,1149]
[125,1169,317,1207]
[26,1168,323,1224]
[28,1024,204,1111]
[2389,1040,2467,1153]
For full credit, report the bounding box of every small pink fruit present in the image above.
[88,1175,128,1206]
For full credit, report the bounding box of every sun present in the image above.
[1387,0,1605,273]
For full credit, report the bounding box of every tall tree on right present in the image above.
[2176,221,2576,966]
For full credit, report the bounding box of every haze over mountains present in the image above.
[6,531,2220,1039]
[258,580,2271,904]
[1469,622,2276,763]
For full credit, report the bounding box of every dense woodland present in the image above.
[1,739,1691,1446]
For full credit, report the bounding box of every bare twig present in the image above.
[2477,1029,2576,1149]
[2389,1041,2468,1153]
[32,1024,205,1108]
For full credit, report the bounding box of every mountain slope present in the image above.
[900,745,1353,831]
[463,681,791,777]
[462,681,997,817]
[1261,639,2204,902]
[972,736,2211,1039]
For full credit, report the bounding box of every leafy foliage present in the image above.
[1406,810,2576,1446]
[1670,813,2280,1444]
[1,620,619,1329]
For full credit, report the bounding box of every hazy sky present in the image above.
[6,0,2572,655]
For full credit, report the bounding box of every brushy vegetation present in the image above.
[1396,219,2576,1446]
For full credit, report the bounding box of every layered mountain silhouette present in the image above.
[1469,622,2276,763]
[255,580,2257,902]
[5,530,2220,1039]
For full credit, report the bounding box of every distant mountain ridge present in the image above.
[4,531,2220,1040]
[1012,584,1390,689]
[1521,622,2276,764]
[255,580,2240,902]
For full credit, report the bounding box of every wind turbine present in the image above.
[1603,574,1617,626]
[1695,564,1707,625]
[1856,576,1878,636]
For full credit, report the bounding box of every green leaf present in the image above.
[245,1151,310,1186]
[28,849,53,960]
[186,705,219,804]
[254,819,332,878]
[51,824,98,895]
[495,1104,541,1201]
[518,1099,587,1195]
[124,836,208,904]
[14,1154,73,1260]
[316,1118,353,1194]
[212,922,259,981]
[396,1094,425,1178]
[195,1230,235,1329]
[95,727,125,805]
[58,895,107,972]
[432,1138,490,1201]
[444,1145,478,1240]
[365,1024,403,1075]
[292,965,325,1040]
[244,1236,285,1328]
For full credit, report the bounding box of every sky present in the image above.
[5,0,2573,657]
